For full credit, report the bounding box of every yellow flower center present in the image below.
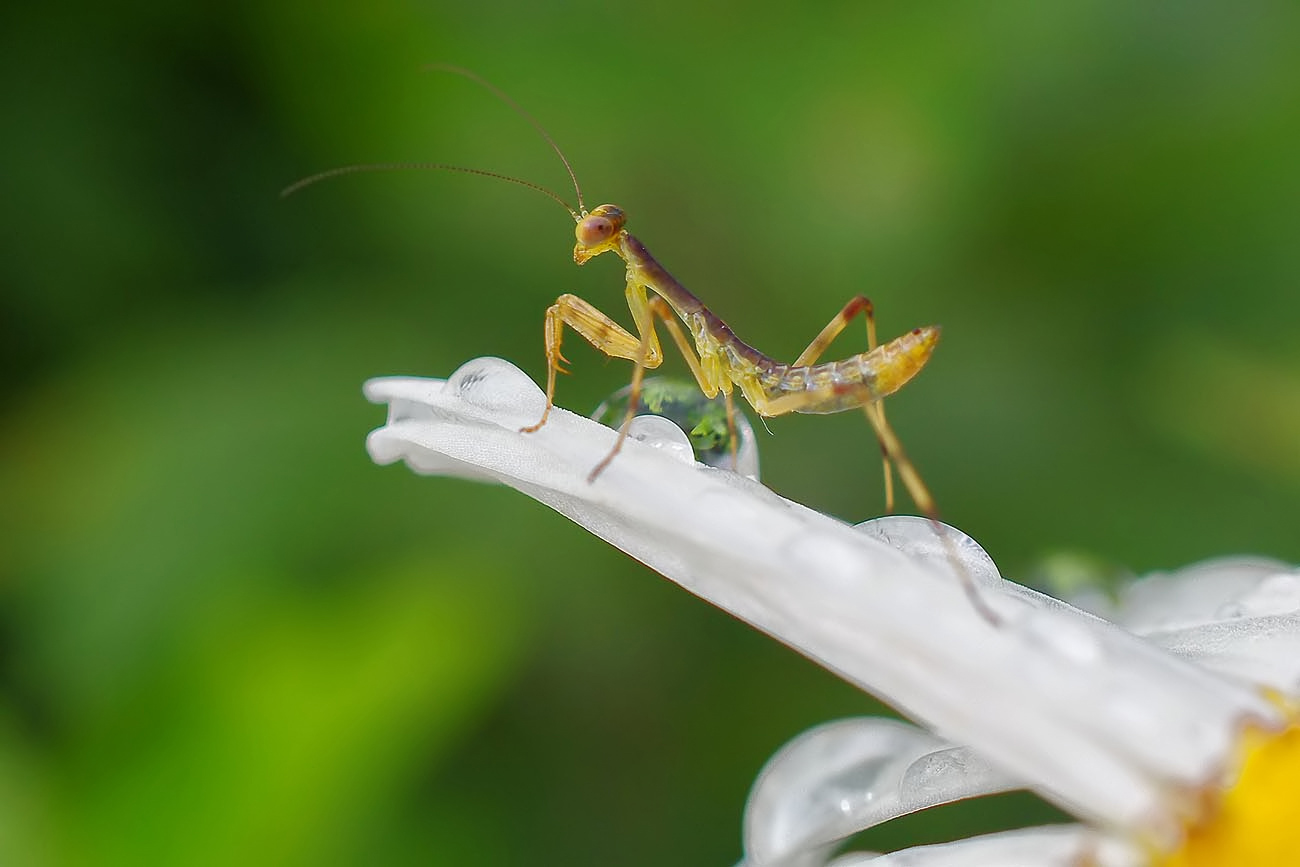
[1158,724,1300,866]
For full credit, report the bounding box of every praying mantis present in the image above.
[287,67,995,619]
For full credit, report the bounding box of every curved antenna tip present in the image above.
[424,65,587,215]
[280,161,579,221]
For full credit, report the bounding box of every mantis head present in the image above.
[574,204,626,265]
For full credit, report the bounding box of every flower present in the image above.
[365,358,1300,866]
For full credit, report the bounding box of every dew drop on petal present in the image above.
[855,515,1001,587]
[445,357,546,417]
[898,745,1018,810]
[1235,572,1300,617]
[626,415,695,464]
[590,378,760,479]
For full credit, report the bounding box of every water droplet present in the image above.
[591,378,760,479]
[446,357,546,417]
[855,515,1000,587]
[626,415,695,464]
[899,745,1014,809]
[1236,572,1300,617]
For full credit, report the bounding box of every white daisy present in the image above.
[365,357,1300,867]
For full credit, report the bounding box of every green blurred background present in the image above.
[3,2,1298,864]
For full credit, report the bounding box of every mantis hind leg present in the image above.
[859,401,933,516]
[793,295,895,512]
[861,404,1000,624]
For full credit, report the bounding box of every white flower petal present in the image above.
[1140,615,1300,698]
[742,717,1019,867]
[1106,557,1299,631]
[1065,558,1300,697]
[824,825,1141,867]
[365,360,1284,843]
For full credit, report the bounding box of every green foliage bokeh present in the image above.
[2,2,1299,864]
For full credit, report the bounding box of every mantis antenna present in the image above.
[280,161,578,221]
[280,64,591,223]
[423,63,587,215]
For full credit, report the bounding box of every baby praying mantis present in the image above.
[286,67,996,619]
[550,201,937,511]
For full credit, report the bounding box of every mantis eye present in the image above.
[576,215,614,246]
